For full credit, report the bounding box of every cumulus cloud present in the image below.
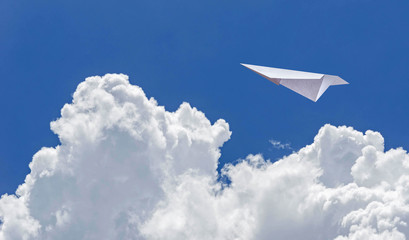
[0,74,408,240]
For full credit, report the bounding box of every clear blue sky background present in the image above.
[1,0,408,195]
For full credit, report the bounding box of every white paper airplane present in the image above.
[241,63,348,102]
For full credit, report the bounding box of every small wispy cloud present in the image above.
[269,139,292,150]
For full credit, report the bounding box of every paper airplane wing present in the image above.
[241,63,348,102]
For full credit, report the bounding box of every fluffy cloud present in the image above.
[1,74,408,240]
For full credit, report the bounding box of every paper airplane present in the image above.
[241,63,348,102]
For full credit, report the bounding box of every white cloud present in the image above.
[1,74,409,240]
[269,139,292,150]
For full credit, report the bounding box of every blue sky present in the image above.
[1,0,409,195]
